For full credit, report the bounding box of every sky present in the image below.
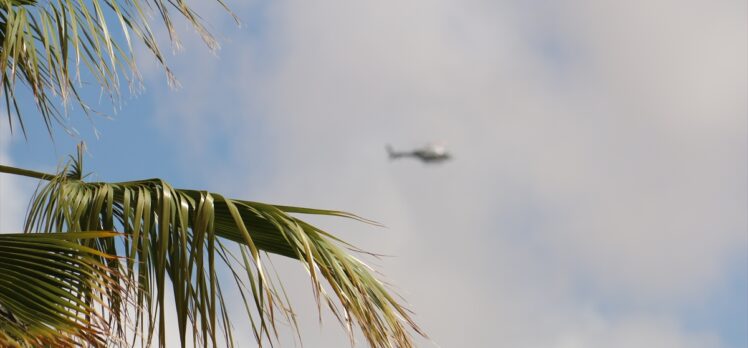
[0,0,746,347]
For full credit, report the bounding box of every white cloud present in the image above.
[547,314,721,348]
[242,0,746,301]
[145,0,746,346]
[0,126,33,233]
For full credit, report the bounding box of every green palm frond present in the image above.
[1,0,235,135]
[0,231,124,347]
[19,154,424,347]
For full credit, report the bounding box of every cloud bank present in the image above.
[26,0,745,346]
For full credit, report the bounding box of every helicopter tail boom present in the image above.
[386,145,408,159]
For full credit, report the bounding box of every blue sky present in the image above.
[0,0,746,347]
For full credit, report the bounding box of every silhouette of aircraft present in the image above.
[386,144,452,163]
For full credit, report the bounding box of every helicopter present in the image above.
[386,144,452,163]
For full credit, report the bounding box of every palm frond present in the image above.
[22,157,424,347]
[0,231,124,347]
[0,0,235,136]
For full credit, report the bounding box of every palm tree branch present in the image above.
[0,231,125,347]
[1,0,233,136]
[5,153,424,347]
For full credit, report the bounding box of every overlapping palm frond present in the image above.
[1,0,235,135]
[0,231,124,347]
[16,150,424,347]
